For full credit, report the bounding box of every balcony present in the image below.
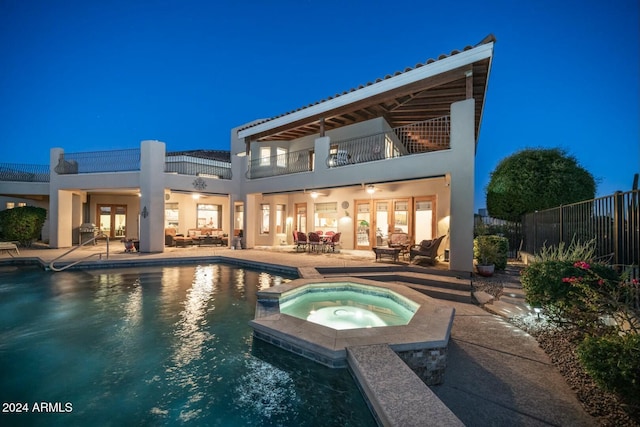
[246,116,450,179]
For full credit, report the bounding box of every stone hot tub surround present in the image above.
[250,277,455,385]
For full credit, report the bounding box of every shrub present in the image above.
[473,235,508,270]
[0,206,47,247]
[520,260,621,332]
[577,333,640,411]
[534,237,596,263]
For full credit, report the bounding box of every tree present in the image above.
[486,148,595,222]
[0,206,47,247]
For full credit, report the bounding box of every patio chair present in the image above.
[294,231,308,252]
[324,232,341,252]
[307,232,322,252]
[388,232,411,258]
[409,235,445,265]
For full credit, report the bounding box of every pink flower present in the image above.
[632,278,639,285]
[573,261,590,270]
[562,276,580,283]
[598,279,605,286]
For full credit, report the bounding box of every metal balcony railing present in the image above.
[165,153,232,179]
[55,149,141,174]
[246,149,312,179]
[0,163,50,182]
[327,116,451,168]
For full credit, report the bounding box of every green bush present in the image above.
[577,334,640,410]
[473,235,508,270]
[0,206,47,247]
[520,260,620,331]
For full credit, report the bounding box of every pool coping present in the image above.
[250,276,455,368]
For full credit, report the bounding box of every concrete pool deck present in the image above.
[0,243,596,426]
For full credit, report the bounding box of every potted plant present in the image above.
[474,236,499,277]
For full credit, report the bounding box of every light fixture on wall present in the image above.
[310,191,318,199]
[192,193,200,200]
[366,185,376,195]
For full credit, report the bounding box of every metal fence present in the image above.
[166,153,232,179]
[246,148,312,179]
[55,149,141,174]
[474,215,522,259]
[0,163,50,182]
[328,116,451,168]
[522,190,640,269]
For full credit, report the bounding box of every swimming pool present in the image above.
[0,265,375,426]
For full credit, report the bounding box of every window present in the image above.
[197,204,222,228]
[276,148,287,168]
[260,204,270,234]
[17,202,26,207]
[235,204,244,233]
[414,199,434,242]
[276,204,286,234]
[5,202,15,209]
[165,203,179,229]
[314,202,337,230]
[260,147,271,166]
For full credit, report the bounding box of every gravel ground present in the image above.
[472,264,639,427]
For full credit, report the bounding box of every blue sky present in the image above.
[1,0,638,211]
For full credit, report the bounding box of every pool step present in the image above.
[347,344,463,427]
[320,269,472,303]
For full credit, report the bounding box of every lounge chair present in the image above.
[0,242,20,257]
[409,235,445,265]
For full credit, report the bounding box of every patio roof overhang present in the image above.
[237,35,495,145]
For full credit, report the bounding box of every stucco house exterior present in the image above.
[0,35,495,273]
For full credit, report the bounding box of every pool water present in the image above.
[0,265,375,426]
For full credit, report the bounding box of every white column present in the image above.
[449,99,476,272]
[139,140,166,252]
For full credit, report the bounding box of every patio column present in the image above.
[139,140,166,253]
[448,99,475,272]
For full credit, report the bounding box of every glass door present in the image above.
[413,196,435,243]
[294,203,307,234]
[98,205,127,238]
[355,200,371,249]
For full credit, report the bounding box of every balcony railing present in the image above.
[245,116,451,179]
[165,153,232,179]
[55,149,141,174]
[0,163,50,182]
[327,116,450,168]
[246,149,312,179]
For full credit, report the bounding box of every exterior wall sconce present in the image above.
[366,185,375,195]
[310,191,318,199]
[192,193,200,200]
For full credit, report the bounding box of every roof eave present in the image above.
[237,41,494,140]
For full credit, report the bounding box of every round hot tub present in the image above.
[279,283,418,330]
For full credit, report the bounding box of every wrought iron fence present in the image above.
[522,190,639,270]
[165,153,232,179]
[328,116,451,168]
[474,215,522,259]
[246,148,312,179]
[55,149,141,174]
[0,163,50,182]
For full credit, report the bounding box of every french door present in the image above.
[354,198,412,249]
[97,204,127,238]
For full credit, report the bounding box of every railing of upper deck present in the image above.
[55,149,141,174]
[246,149,313,179]
[165,152,232,179]
[0,163,50,182]
[327,116,451,167]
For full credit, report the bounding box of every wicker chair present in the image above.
[409,235,445,264]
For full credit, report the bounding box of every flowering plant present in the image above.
[561,261,639,335]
